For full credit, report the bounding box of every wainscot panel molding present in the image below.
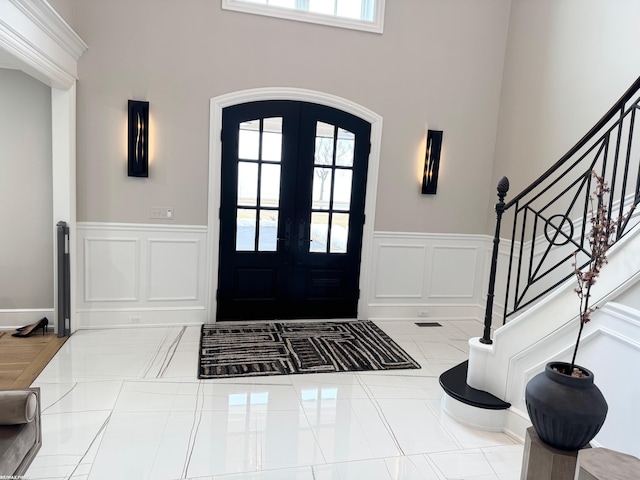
[368,232,493,321]
[77,223,208,327]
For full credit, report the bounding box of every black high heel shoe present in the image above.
[12,318,48,337]
[15,317,48,332]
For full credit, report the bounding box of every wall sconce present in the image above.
[128,100,149,177]
[422,129,443,195]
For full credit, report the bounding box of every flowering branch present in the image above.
[569,171,634,374]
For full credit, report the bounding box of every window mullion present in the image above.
[361,0,375,21]
[296,0,309,11]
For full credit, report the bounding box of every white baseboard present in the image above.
[0,309,54,329]
[76,307,207,328]
[368,303,484,321]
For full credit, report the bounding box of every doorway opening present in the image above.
[207,89,382,323]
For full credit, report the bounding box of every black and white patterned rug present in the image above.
[198,320,420,379]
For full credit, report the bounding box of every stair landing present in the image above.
[439,361,511,410]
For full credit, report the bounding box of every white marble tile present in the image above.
[302,397,401,462]
[186,407,325,477]
[414,342,468,363]
[313,458,393,480]
[425,398,516,450]
[358,375,443,400]
[376,399,459,454]
[198,383,302,412]
[428,450,496,478]
[482,445,524,475]
[90,411,192,480]
[38,410,111,458]
[210,466,315,479]
[113,380,200,412]
[384,455,446,480]
[291,374,371,400]
[36,346,160,383]
[35,380,123,414]
[26,460,80,479]
[154,349,200,380]
[25,323,524,480]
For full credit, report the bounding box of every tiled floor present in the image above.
[27,320,523,479]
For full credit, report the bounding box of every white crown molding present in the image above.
[9,0,87,59]
[0,0,87,88]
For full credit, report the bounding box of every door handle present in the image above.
[278,218,292,249]
[298,219,312,248]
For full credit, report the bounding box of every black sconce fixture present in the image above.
[128,100,149,177]
[422,129,443,195]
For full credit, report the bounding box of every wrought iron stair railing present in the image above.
[481,76,640,344]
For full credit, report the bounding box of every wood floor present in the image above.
[0,327,67,389]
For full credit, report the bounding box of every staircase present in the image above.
[440,76,640,455]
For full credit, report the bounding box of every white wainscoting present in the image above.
[367,232,492,321]
[76,223,208,327]
[75,226,495,327]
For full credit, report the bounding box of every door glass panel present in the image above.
[260,163,281,207]
[336,128,355,167]
[262,117,283,162]
[236,208,256,251]
[330,213,349,253]
[315,122,335,165]
[333,169,352,210]
[258,210,278,251]
[309,0,335,16]
[310,212,329,252]
[239,120,260,160]
[237,162,258,206]
[312,168,332,210]
[336,0,362,20]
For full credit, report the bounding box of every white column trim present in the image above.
[0,0,87,333]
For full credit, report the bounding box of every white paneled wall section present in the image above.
[367,232,492,322]
[75,226,495,327]
[77,223,207,327]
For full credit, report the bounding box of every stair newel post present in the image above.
[481,176,510,345]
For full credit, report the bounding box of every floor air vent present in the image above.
[415,322,442,327]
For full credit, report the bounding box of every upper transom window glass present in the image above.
[222,0,385,34]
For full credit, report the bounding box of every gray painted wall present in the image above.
[0,69,53,309]
[71,0,511,234]
[492,0,640,204]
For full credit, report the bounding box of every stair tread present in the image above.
[439,361,511,410]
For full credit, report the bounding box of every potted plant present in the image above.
[524,171,634,451]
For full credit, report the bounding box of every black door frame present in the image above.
[206,89,383,323]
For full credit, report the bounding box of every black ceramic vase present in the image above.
[525,361,608,451]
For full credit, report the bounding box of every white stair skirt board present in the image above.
[441,395,532,444]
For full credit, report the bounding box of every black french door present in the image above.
[217,100,371,320]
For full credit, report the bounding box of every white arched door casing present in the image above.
[206,88,383,323]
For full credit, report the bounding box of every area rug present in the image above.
[199,320,420,379]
